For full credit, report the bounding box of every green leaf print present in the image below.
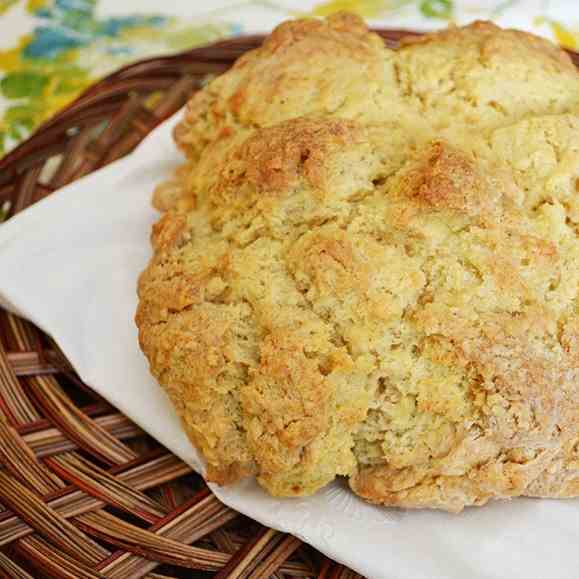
[5,105,38,141]
[1,72,49,99]
[0,1,238,153]
[0,200,9,223]
[5,104,37,126]
[420,0,453,19]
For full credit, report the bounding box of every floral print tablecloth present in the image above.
[0,0,577,159]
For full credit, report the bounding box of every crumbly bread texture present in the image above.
[137,13,579,511]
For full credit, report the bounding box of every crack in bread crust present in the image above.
[137,13,579,511]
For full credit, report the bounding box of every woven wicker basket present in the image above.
[0,30,577,579]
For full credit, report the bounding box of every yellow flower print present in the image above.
[0,0,17,16]
[0,1,237,154]
[311,0,409,19]
[534,16,579,51]
[310,0,453,20]
[0,36,32,74]
[27,0,48,12]
[549,20,578,51]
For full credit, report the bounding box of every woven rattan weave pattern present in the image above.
[0,30,577,578]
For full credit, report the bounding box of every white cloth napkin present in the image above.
[0,113,577,579]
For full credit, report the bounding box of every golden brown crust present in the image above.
[396,141,491,217]
[137,14,579,509]
[196,117,365,202]
[173,12,390,164]
[400,20,576,71]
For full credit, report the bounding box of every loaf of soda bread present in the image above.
[136,13,579,512]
